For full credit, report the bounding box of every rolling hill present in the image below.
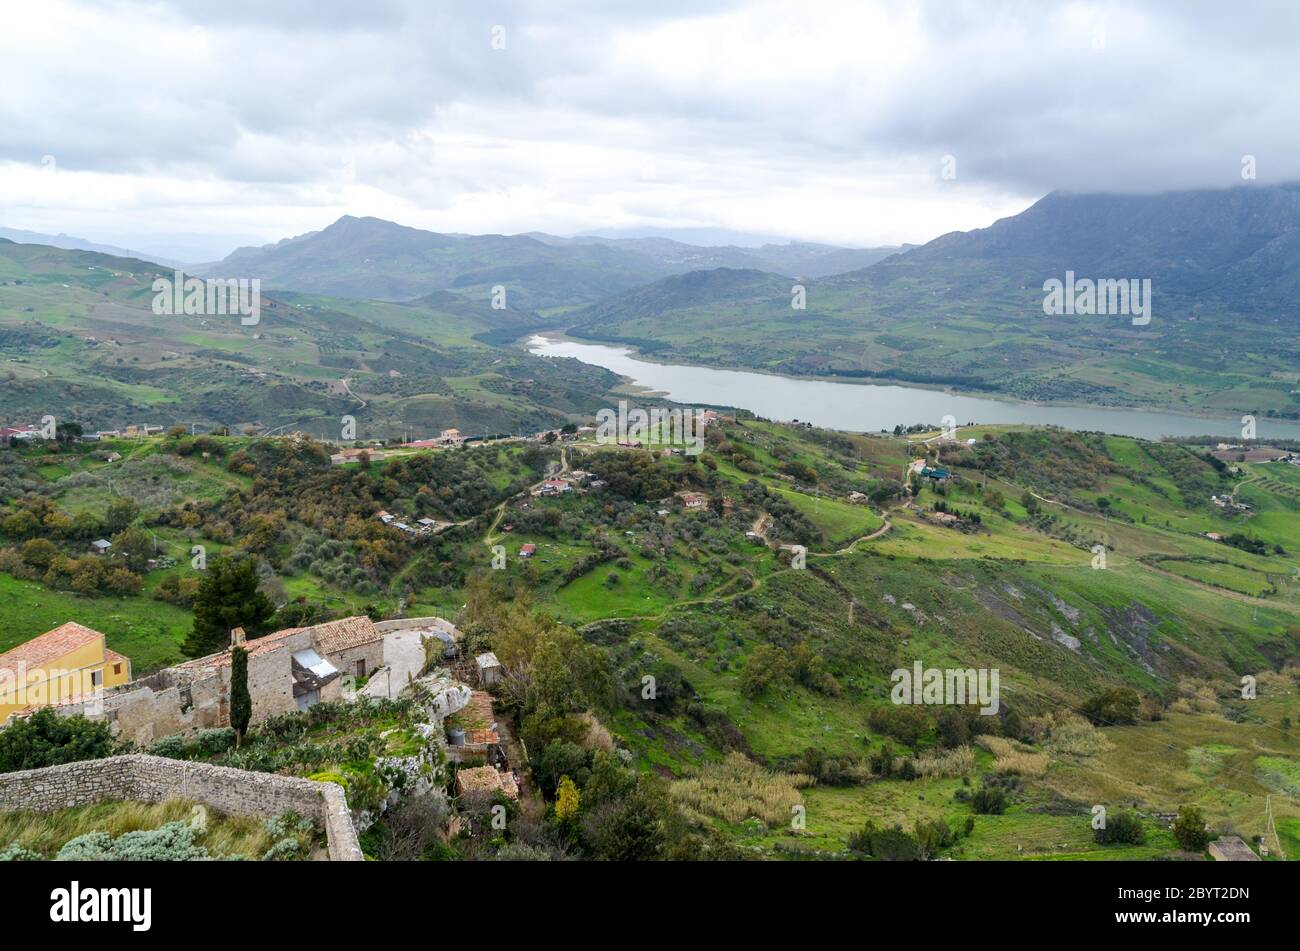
[201,215,900,310]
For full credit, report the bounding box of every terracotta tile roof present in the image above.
[459,690,496,730]
[170,627,301,672]
[456,765,505,796]
[465,729,500,746]
[456,765,518,800]
[305,616,382,655]
[0,622,104,674]
[170,615,380,673]
[499,771,519,800]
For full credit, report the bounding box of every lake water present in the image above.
[528,336,1300,442]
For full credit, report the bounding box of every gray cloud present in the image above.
[1,0,1297,252]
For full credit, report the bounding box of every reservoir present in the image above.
[528,336,1300,442]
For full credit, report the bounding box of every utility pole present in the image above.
[1264,795,1286,860]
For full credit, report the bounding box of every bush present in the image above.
[1172,805,1210,852]
[56,821,208,861]
[847,821,922,861]
[968,786,1009,815]
[1081,687,1141,727]
[0,709,116,773]
[1094,809,1146,845]
[148,736,188,759]
[195,728,236,757]
[868,705,932,747]
[0,842,42,861]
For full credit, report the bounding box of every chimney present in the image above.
[230,627,246,648]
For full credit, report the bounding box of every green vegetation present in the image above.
[0,799,318,861]
[3,402,1299,861]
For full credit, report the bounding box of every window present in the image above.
[356,659,366,677]
[113,663,121,675]
[91,669,103,687]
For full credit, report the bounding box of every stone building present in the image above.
[47,616,388,745]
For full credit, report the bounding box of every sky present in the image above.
[1,0,1297,261]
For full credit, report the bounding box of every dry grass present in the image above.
[1044,714,1113,757]
[669,752,809,827]
[975,735,1049,775]
[0,799,274,859]
[1170,679,1222,715]
[912,745,974,778]
[579,712,615,753]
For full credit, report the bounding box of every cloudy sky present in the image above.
[1,0,1297,260]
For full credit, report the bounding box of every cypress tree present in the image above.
[230,646,251,745]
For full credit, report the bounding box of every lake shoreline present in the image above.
[526,332,1300,441]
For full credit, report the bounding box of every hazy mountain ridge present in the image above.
[199,215,901,308]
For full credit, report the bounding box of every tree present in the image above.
[103,497,140,534]
[581,775,668,861]
[0,709,115,773]
[229,646,252,743]
[740,644,791,699]
[555,775,581,824]
[19,538,59,570]
[183,557,274,657]
[110,525,154,572]
[1172,805,1210,853]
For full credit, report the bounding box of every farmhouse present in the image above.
[519,543,536,558]
[330,447,386,465]
[534,479,572,497]
[90,538,113,554]
[0,623,132,723]
[676,491,709,509]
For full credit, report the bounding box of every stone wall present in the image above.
[375,616,460,638]
[0,754,363,861]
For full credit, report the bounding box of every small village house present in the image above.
[475,651,503,686]
[0,623,132,723]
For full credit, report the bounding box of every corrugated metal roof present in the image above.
[292,648,339,680]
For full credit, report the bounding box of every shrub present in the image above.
[0,709,116,773]
[0,843,41,861]
[969,786,1009,815]
[847,821,922,861]
[1094,810,1145,845]
[1172,805,1210,853]
[56,821,208,861]
[195,728,237,757]
[148,735,188,759]
[1081,687,1140,726]
[868,705,932,747]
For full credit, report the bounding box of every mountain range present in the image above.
[198,215,902,308]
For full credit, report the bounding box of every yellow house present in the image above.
[0,622,132,724]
